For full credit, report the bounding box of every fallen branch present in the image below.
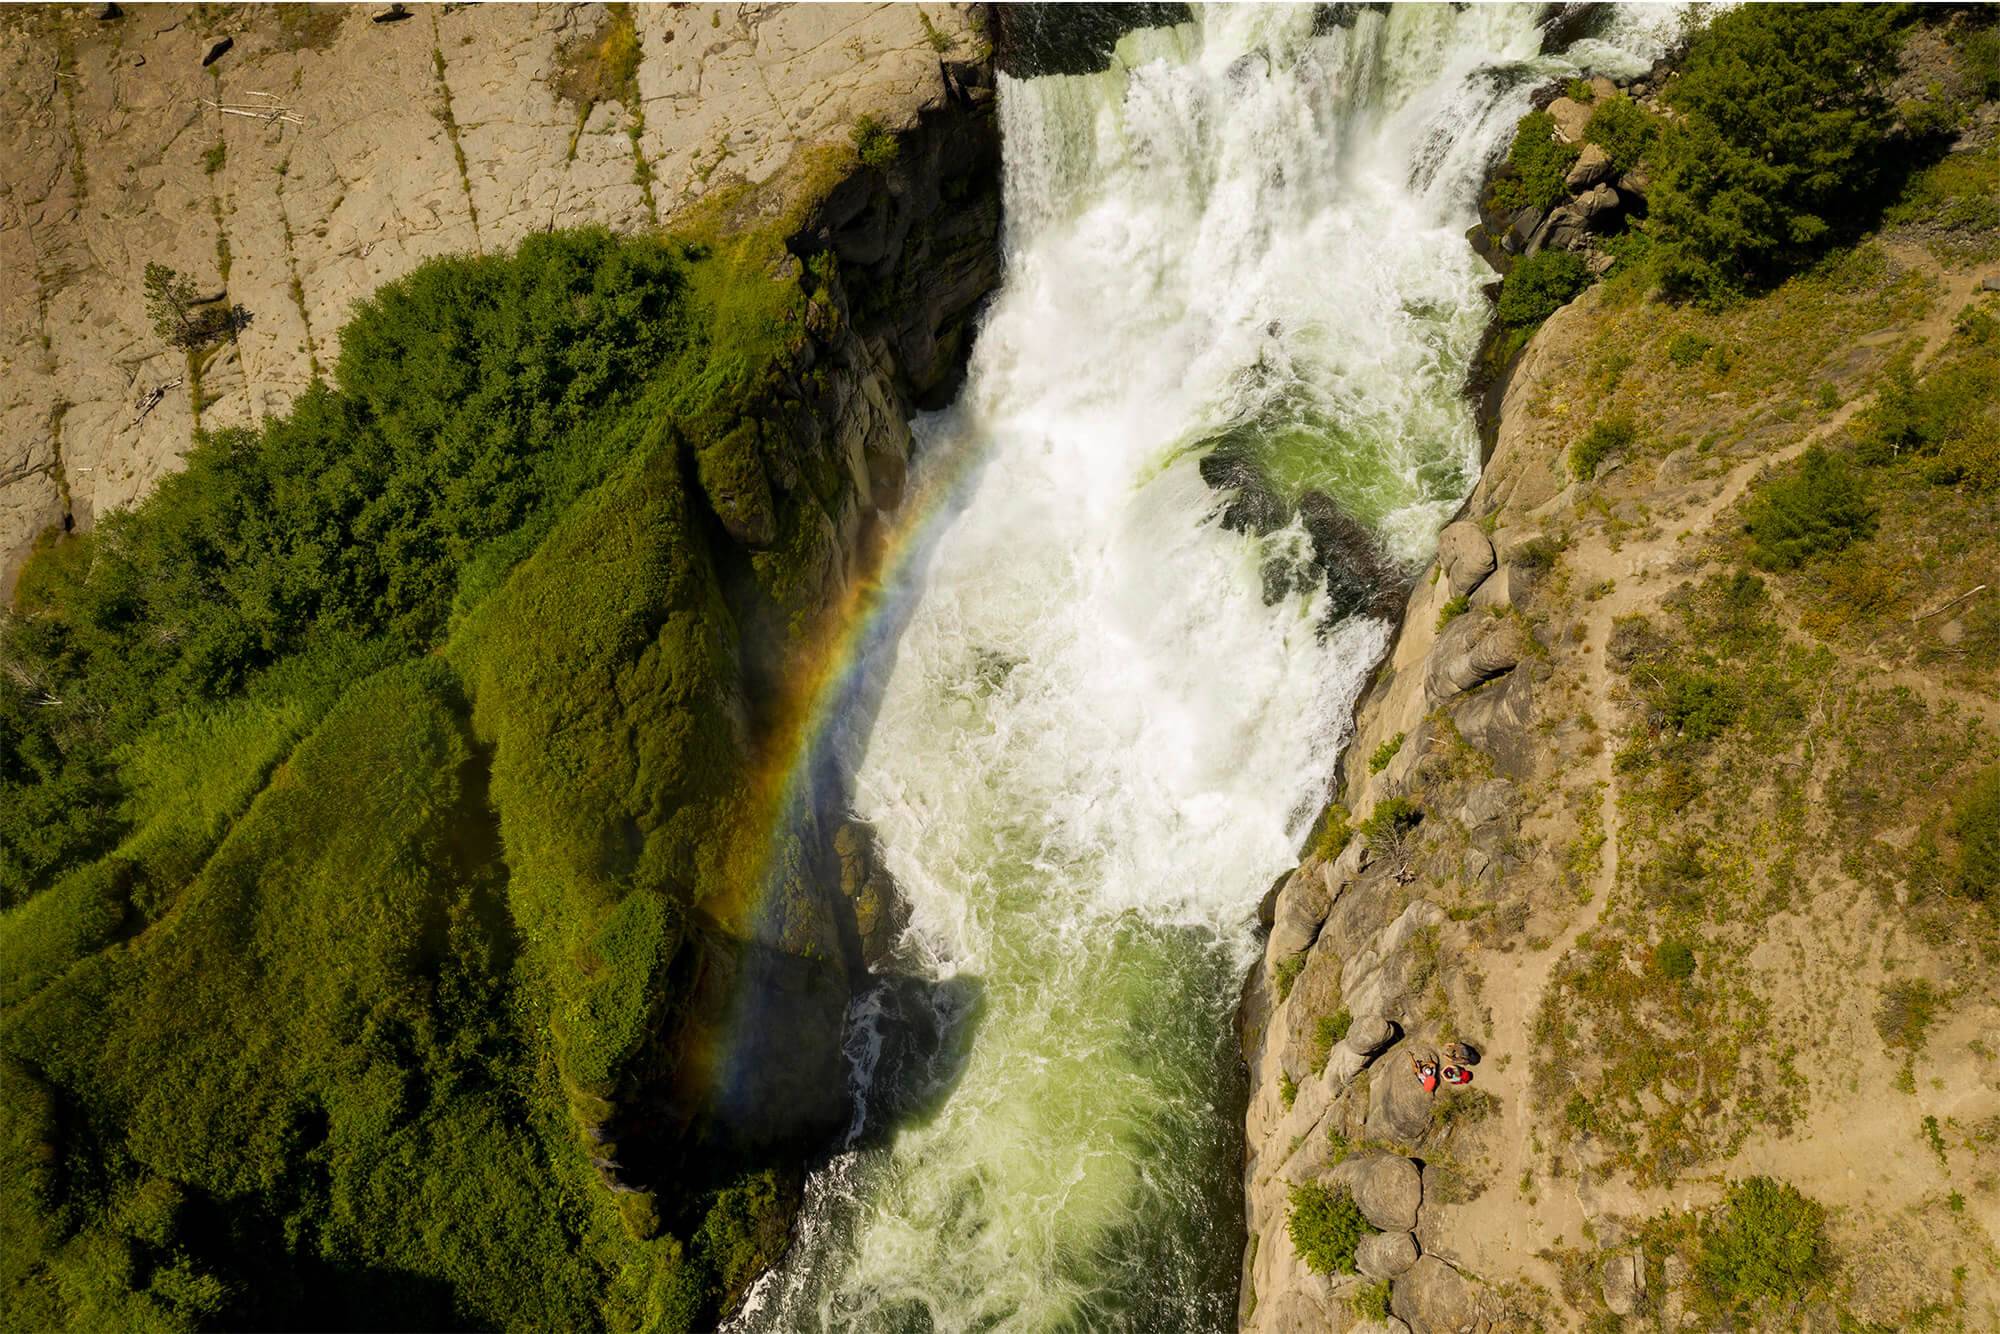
[134,376,184,424]
[1911,584,1988,625]
[199,94,305,127]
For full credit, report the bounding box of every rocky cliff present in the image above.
[0,1,988,593]
[0,5,1002,1328]
[1238,23,2000,1332]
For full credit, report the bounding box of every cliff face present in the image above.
[0,5,1001,1328]
[0,1,987,593]
[1238,79,2000,1334]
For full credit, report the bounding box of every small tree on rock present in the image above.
[144,261,249,351]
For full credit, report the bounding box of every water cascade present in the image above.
[735,6,1671,1330]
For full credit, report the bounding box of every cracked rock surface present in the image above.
[0,2,981,591]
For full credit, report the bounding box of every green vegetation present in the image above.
[1275,953,1305,1002]
[1368,733,1405,774]
[1695,1177,1830,1315]
[0,211,868,1329]
[1876,979,1943,1052]
[1310,803,1351,863]
[1954,767,2000,899]
[1569,414,1635,481]
[1487,110,1580,215]
[1309,1008,1351,1074]
[1350,1278,1392,1321]
[851,115,899,171]
[1652,939,1696,982]
[1664,331,1712,367]
[1497,249,1589,328]
[1357,797,1419,849]
[1286,1181,1375,1276]
[201,141,226,175]
[141,261,248,353]
[1649,5,1902,301]
[1583,94,1655,175]
[1743,446,1876,569]
[1435,594,1469,630]
[1861,336,2000,491]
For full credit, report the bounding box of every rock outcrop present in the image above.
[0,2,992,593]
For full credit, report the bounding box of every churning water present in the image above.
[734,7,1672,1330]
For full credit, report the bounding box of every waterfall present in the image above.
[732,6,1674,1330]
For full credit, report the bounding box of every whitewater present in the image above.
[735,6,1674,1330]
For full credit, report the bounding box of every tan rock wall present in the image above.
[0,1,983,591]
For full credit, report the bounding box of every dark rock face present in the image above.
[992,3,1193,78]
[1300,490,1403,621]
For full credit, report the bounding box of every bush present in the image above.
[1649,5,1902,301]
[1696,1177,1830,1313]
[1368,733,1405,774]
[1311,803,1351,862]
[1569,415,1636,480]
[851,115,899,170]
[1350,1279,1393,1321]
[1743,447,1876,569]
[1875,978,1942,1050]
[1653,939,1697,981]
[1952,767,2000,899]
[1583,94,1656,174]
[1859,352,2000,491]
[1436,594,1470,630]
[1654,666,1738,744]
[1488,111,1580,215]
[1287,1181,1376,1276]
[1665,331,1712,367]
[1497,248,1590,328]
[1310,1008,1353,1074]
[1358,797,1419,848]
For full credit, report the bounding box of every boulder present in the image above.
[1300,490,1402,620]
[1452,779,1515,834]
[1617,166,1652,201]
[1356,1229,1420,1280]
[1546,95,1591,143]
[1365,1045,1437,1143]
[1392,1256,1495,1334]
[1424,611,1530,702]
[1344,1015,1398,1058]
[1435,522,1495,599]
[1333,1152,1423,1232]
[1564,142,1613,190]
[1269,866,1334,961]
[1601,1250,1646,1316]
[1983,274,2000,293]
[1573,182,1621,221]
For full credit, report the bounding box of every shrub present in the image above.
[1859,353,2000,491]
[1488,110,1581,215]
[1583,94,1656,174]
[1358,797,1419,848]
[1654,666,1738,744]
[1497,248,1590,327]
[1569,415,1635,480]
[851,115,899,170]
[1665,331,1712,367]
[1696,1177,1830,1313]
[1954,766,2000,899]
[1310,1008,1353,1073]
[1743,447,1876,569]
[1653,939,1696,981]
[1287,1182,1376,1276]
[142,261,249,351]
[1275,953,1305,1001]
[1311,803,1351,862]
[1351,1279,1393,1321]
[1436,594,1470,630]
[1368,733,1405,774]
[1649,5,1902,300]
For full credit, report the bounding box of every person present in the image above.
[1442,1065,1473,1087]
[1411,1052,1439,1094]
[1445,1041,1480,1066]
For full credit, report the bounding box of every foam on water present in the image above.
[731,7,1676,1330]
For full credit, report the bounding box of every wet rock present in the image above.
[1435,522,1495,599]
[1333,1152,1422,1232]
[1564,142,1613,189]
[1424,610,1529,702]
[1202,446,1291,536]
[835,820,910,970]
[1300,490,1402,620]
[1356,1229,1421,1279]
